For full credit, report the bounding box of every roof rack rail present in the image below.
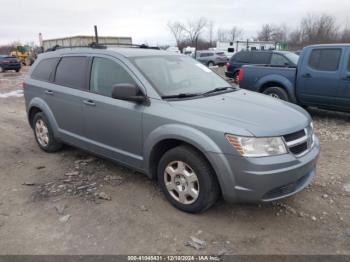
[46,42,160,52]
[91,42,161,50]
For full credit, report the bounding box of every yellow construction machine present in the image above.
[10,46,35,66]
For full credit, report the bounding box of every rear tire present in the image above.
[33,112,62,153]
[263,86,289,102]
[15,69,20,72]
[232,71,239,83]
[157,145,220,213]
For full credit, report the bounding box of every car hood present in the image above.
[168,89,311,137]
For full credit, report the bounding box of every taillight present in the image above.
[22,82,27,89]
[2,60,10,64]
[226,63,230,71]
[238,69,244,82]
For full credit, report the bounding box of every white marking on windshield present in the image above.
[195,63,212,73]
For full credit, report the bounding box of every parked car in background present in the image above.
[166,46,180,53]
[24,47,319,213]
[225,50,299,80]
[183,46,196,56]
[239,44,350,112]
[215,51,229,62]
[193,50,228,67]
[0,55,21,73]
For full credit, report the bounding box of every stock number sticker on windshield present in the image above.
[195,63,212,73]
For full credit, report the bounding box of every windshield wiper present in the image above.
[201,86,236,96]
[161,93,201,99]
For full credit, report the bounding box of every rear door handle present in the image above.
[45,90,54,95]
[83,99,96,106]
[302,73,312,78]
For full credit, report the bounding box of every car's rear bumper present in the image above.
[207,137,320,203]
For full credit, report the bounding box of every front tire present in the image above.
[263,86,289,101]
[158,146,219,213]
[33,112,62,152]
[207,61,215,67]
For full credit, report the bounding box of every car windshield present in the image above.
[132,55,232,97]
[283,52,299,66]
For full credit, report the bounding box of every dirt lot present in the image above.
[0,67,349,255]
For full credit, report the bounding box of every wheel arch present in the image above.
[144,124,223,181]
[27,98,60,138]
[257,76,297,103]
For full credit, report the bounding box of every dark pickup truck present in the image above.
[239,44,350,112]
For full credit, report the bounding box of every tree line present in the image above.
[168,13,350,51]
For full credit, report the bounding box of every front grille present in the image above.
[283,127,313,157]
[263,174,309,200]
[289,142,308,155]
[283,130,305,142]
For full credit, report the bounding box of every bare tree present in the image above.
[271,24,288,42]
[216,28,229,42]
[207,20,215,47]
[167,21,185,47]
[340,25,350,42]
[257,24,273,41]
[300,14,338,45]
[182,17,208,45]
[228,26,243,41]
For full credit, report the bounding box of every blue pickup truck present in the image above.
[239,44,350,112]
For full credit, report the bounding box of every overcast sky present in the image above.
[0,0,349,46]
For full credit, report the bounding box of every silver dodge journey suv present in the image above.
[24,46,320,213]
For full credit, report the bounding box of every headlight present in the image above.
[225,134,287,157]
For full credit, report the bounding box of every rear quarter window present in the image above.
[270,54,290,67]
[54,56,88,89]
[308,48,341,71]
[231,52,250,63]
[251,52,271,64]
[31,58,59,81]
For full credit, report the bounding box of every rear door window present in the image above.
[31,58,59,82]
[347,54,350,72]
[271,54,289,66]
[90,57,136,97]
[54,56,88,89]
[308,49,341,71]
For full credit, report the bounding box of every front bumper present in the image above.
[207,137,320,203]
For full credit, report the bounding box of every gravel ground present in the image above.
[0,67,349,255]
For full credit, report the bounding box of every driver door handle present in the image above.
[83,100,96,106]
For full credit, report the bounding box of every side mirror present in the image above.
[111,83,146,103]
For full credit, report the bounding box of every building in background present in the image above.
[41,35,132,51]
[216,40,288,56]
